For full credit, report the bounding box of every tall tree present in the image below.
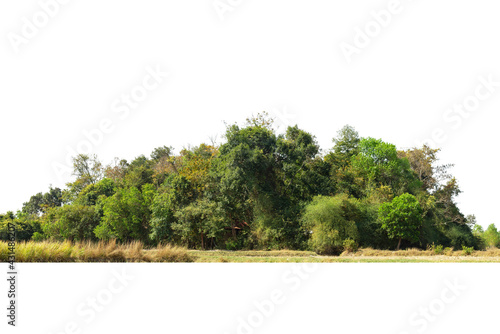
[67,154,104,196]
[483,224,500,248]
[398,145,453,192]
[325,125,362,197]
[95,184,155,242]
[352,137,421,196]
[379,193,423,250]
[22,187,63,216]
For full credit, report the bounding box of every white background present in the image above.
[0,0,499,227]
[1,263,499,333]
[1,1,500,333]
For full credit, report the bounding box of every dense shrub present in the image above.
[0,218,39,242]
[351,200,393,249]
[343,238,358,253]
[42,205,100,241]
[462,246,474,256]
[0,119,488,254]
[302,195,359,255]
[94,184,155,242]
[443,223,477,249]
[433,244,444,255]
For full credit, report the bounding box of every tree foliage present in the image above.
[378,193,423,250]
[302,195,359,254]
[2,114,485,251]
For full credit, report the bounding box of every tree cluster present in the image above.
[0,113,487,253]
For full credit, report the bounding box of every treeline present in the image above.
[1,113,494,253]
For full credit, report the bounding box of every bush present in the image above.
[0,217,38,242]
[96,185,155,242]
[309,225,341,255]
[444,223,477,249]
[343,239,358,253]
[444,247,454,256]
[428,243,444,255]
[42,205,100,241]
[434,244,444,255]
[225,239,239,250]
[462,246,474,256]
[31,232,45,242]
[302,195,359,255]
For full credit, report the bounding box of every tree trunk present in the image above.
[396,237,402,251]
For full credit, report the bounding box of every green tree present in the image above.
[472,224,484,235]
[42,205,100,241]
[172,198,226,249]
[150,146,177,186]
[213,115,327,249]
[352,138,421,196]
[378,193,423,250]
[67,154,104,195]
[75,178,116,206]
[124,155,154,189]
[331,125,360,160]
[324,125,362,197]
[149,175,196,243]
[277,125,329,200]
[471,224,486,249]
[212,117,279,245]
[483,224,500,248]
[22,187,63,216]
[151,145,173,161]
[0,211,41,241]
[95,184,155,242]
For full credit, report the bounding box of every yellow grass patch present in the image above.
[0,240,192,263]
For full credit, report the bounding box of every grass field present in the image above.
[189,248,500,263]
[3,241,500,262]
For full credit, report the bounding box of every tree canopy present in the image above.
[0,113,489,251]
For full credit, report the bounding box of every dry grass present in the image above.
[3,242,500,262]
[345,247,435,257]
[342,247,500,258]
[144,243,193,262]
[477,247,500,257]
[0,240,192,262]
[11,240,74,262]
[188,249,317,257]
